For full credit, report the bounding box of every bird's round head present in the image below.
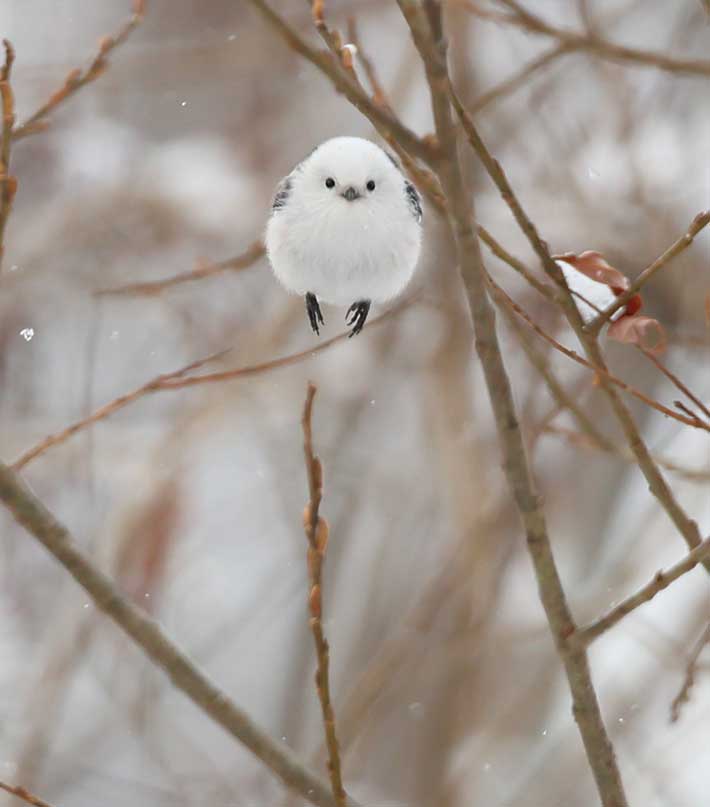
[297,136,403,209]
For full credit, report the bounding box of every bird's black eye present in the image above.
[366,180,376,192]
[325,177,335,189]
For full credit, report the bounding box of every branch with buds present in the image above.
[302,383,347,807]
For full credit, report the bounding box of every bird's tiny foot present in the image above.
[305,292,324,335]
[346,300,371,337]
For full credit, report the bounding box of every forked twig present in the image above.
[12,1,146,141]
[12,297,415,470]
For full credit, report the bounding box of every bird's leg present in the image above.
[346,299,371,337]
[305,292,325,335]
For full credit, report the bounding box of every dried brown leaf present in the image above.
[555,250,629,293]
[608,314,667,355]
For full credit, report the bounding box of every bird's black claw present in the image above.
[306,292,324,335]
[346,300,371,337]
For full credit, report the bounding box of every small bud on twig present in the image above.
[340,44,357,70]
[309,584,322,618]
[315,517,329,554]
[312,0,325,25]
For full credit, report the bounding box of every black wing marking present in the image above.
[405,181,423,223]
[272,175,292,211]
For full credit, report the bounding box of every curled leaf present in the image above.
[556,250,666,354]
[554,250,629,294]
[608,314,667,355]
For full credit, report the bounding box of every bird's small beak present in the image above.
[341,186,361,202]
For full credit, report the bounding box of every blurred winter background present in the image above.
[1,1,710,805]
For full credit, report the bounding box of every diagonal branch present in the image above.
[451,83,708,564]
[0,462,355,807]
[12,297,414,470]
[94,241,265,297]
[244,0,435,163]
[576,538,710,646]
[461,0,710,77]
[588,211,710,333]
[0,782,57,807]
[12,1,146,141]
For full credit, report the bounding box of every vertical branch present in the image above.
[0,39,16,271]
[395,2,628,805]
[301,383,346,807]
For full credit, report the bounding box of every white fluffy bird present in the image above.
[265,136,423,336]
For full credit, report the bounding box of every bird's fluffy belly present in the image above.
[267,210,420,306]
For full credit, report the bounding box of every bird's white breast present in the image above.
[266,189,421,307]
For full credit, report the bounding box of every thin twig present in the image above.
[346,18,389,108]
[301,384,346,807]
[670,622,710,723]
[589,211,710,332]
[94,241,265,297]
[11,1,146,141]
[500,300,616,452]
[468,42,571,114]
[394,3,628,804]
[451,82,707,563]
[543,425,710,484]
[0,39,16,270]
[576,538,710,646]
[0,782,57,807]
[488,275,710,432]
[0,463,354,807]
[460,0,710,77]
[12,297,414,470]
[641,347,710,421]
[11,349,231,470]
[244,0,435,163]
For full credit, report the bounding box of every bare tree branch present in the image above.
[588,211,710,332]
[450,84,708,565]
[0,39,16,270]
[394,2,628,804]
[0,462,355,807]
[12,297,414,470]
[94,241,265,297]
[576,538,710,646]
[11,1,146,141]
[543,425,710,484]
[460,0,710,77]
[671,622,710,723]
[0,782,57,807]
[244,0,435,163]
[301,383,346,807]
[487,274,710,433]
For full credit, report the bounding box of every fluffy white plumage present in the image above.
[265,136,422,335]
